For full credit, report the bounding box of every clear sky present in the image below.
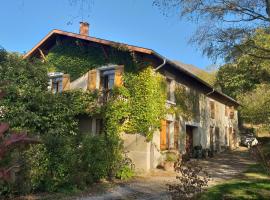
[0,0,212,69]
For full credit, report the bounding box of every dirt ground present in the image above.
[75,147,255,200]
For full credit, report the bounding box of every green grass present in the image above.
[199,164,270,200]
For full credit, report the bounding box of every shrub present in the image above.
[168,160,210,200]
[165,152,178,162]
[79,135,110,184]
[250,143,270,175]
[116,165,134,180]
[115,151,135,180]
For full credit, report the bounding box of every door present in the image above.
[215,127,220,152]
[210,126,214,152]
[174,121,179,149]
[186,126,193,156]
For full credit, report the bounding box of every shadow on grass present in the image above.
[199,164,270,200]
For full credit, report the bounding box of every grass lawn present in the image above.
[199,143,270,200]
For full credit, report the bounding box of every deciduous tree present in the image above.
[153,0,270,61]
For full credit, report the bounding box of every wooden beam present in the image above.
[38,48,46,62]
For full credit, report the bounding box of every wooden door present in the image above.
[215,127,220,152]
[210,126,214,152]
[229,127,233,149]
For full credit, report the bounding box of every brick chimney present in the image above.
[79,22,89,36]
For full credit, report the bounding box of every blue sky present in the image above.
[0,0,212,69]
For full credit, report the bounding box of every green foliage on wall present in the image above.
[46,40,168,140]
[100,67,167,141]
[124,67,167,139]
[46,40,147,80]
[0,51,120,193]
[0,45,167,194]
[173,85,199,121]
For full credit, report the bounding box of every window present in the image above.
[51,77,63,93]
[96,119,103,135]
[210,101,215,119]
[166,78,175,102]
[78,117,103,135]
[48,72,63,93]
[78,116,92,134]
[100,69,115,102]
[160,120,176,150]
[100,70,115,90]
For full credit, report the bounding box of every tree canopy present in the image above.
[153,0,270,61]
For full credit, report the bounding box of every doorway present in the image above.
[186,125,194,156]
[215,127,220,152]
[210,126,214,153]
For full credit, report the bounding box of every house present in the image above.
[24,22,240,172]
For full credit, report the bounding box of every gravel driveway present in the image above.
[76,147,254,200]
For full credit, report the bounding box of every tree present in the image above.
[153,0,270,61]
[215,29,270,98]
[239,84,270,127]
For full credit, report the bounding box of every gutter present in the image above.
[154,58,167,71]
[206,89,215,96]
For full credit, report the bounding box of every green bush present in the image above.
[79,135,110,183]
[116,165,135,180]
[165,152,178,162]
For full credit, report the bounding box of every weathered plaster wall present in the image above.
[121,133,151,172]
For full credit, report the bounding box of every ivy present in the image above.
[0,43,169,193]
[124,68,167,139]
[46,42,167,140]
[174,85,199,121]
[46,40,148,80]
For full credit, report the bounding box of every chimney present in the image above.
[79,22,89,36]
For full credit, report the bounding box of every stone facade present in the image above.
[122,78,239,172]
[24,28,239,173]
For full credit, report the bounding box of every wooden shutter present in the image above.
[229,106,235,119]
[114,65,124,87]
[62,74,70,91]
[225,106,228,117]
[87,69,97,91]
[160,120,167,150]
[174,121,179,149]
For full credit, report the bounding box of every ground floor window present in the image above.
[78,116,103,135]
[160,120,179,150]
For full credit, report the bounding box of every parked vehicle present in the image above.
[240,134,258,148]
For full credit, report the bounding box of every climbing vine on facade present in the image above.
[174,85,199,121]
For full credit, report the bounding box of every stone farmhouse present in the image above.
[24,22,239,172]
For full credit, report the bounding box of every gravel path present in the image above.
[76,147,254,200]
